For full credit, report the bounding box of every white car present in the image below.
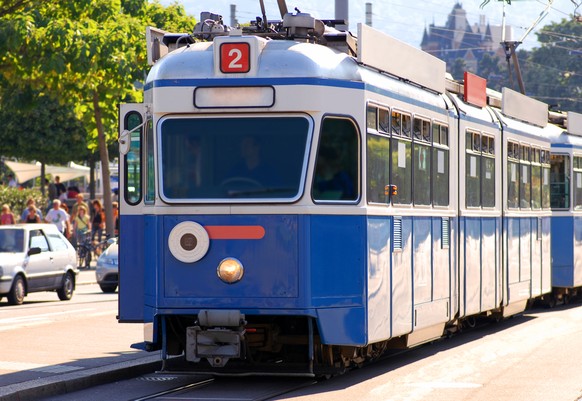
[0,224,78,305]
[95,238,118,293]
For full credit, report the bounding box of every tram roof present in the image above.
[146,39,362,84]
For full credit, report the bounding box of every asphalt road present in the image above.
[0,269,159,400]
[2,271,582,401]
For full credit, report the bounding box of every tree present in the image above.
[449,58,467,81]
[522,18,582,113]
[477,52,506,92]
[0,84,88,164]
[0,0,197,237]
[0,0,37,18]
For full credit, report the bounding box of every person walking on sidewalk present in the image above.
[45,199,69,235]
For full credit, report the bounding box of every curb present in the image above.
[0,355,161,401]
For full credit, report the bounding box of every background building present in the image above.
[421,2,512,74]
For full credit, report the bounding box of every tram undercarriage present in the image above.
[153,313,410,377]
[152,309,519,377]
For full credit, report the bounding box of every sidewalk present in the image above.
[0,354,161,401]
[0,267,161,401]
[76,267,98,286]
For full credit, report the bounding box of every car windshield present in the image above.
[160,116,311,201]
[0,229,25,252]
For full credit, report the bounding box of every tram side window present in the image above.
[465,130,481,207]
[574,156,582,210]
[550,154,570,209]
[124,112,143,205]
[531,148,542,209]
[391,111,412,204]
[366,106,377,131]
[367,133,390,203]
[433,123,449,207]
[366,105,390,204]
[520,145,531,208]
[507,142,519,209]
[145,118,155,203]
[312,117,359,202]
[481,134,495,208]
[413,117,431,205]
[541,149,551,209]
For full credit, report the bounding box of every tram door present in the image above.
[118,103,148,322]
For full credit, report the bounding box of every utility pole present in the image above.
[230,4,238,27]
[503,41,526,94]
[335,0,349,31]
[366,3,372,26]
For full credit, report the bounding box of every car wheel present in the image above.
[7,275,26,305]
[57,271,75,301]
[99,284,118,293]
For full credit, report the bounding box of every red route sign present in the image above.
[220,42,251,73]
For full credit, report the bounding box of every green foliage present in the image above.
[0,187,46,222]
[477,52,506,92]
[524,18,582,113]
[449,58,467,81]
[0,84,88,164]
[0,0,197,156]
[147,0,197,32]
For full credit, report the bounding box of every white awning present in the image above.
[5,161,90,183]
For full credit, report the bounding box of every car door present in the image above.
[26,229,55,290]
[45,230,73,284]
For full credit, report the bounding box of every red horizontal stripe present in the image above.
[205,225,265,240]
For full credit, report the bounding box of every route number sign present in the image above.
[220,43,250,73]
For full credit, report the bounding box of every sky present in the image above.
[159,0,577,50]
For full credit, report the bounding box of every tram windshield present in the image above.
[160,116,310,201]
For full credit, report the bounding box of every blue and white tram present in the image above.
[548,112,582,303]
[117,12,557,375]
[492,89,554,310]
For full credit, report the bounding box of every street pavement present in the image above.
[0,269,162,401]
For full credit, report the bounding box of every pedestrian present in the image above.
[7,174,17,188]
[24,206,41,223]
[91,199,105,243]
[112,201,119,236]
[20,198,43,222]
[47,178,57,206]
[60,202,72,239]
[54,176,67,199]
[73,205,91,247]
[45,199,69,235]
[70,193,89,223]
[1,204,15,225]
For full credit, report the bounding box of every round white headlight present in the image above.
[217,258,244,284]
[168,222,210,263]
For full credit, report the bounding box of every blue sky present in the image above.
[160,0,576,50]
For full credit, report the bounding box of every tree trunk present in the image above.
[40,163,46,196]
[92,90,114,238]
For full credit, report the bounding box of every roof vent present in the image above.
[283,12,316,38]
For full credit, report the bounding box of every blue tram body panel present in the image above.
[153,214,368,345]
[119,214,146,322]
[161,215,300,306]
[309,215,366,305]
[552,216,577,287]
[460,216,500,316]
[366,216,392,343]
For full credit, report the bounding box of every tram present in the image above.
[117,9,580,376]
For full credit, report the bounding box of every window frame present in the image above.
[123,111,144,206]
[312,115,361,204]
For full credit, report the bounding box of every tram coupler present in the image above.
[186,310,246,368]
